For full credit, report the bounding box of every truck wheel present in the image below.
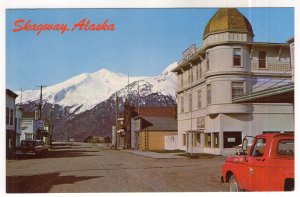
[229,175,242,192]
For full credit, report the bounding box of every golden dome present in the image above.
[203,8,254,40]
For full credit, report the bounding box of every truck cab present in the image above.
[221,133,294,191]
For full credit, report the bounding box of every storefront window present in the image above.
[223,132,242,148]
[213,132,219,148]
[183,134,186,146]
[196,133,201,143]
[192,134,199,147]
[205,133,211,147]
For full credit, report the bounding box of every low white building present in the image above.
[172,8,294,156]
[20,112,37,141]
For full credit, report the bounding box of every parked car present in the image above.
[16,140,48,157]
[221,133,294,191]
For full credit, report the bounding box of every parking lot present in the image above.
[6,142,227,192]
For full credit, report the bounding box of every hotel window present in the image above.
[180,96,184,113]
[207,84,212,105]
[196,66,199,80]
[233,48,242,66]
[258,51,267,69]
[232,82,244,99]
[223,132,242,148]
[6,107,9,124]
[183,134,187,146]
[190,68,193,83]
[197,90,202,109]
[206,52,209,71]
[189,93,192,112]
[10,109,14,125]
[205,133,211,147]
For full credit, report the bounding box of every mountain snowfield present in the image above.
[18,62,178,114]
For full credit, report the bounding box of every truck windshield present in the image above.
[278,139,294,156]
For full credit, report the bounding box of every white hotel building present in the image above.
[172,8,294,155]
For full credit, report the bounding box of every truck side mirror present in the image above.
[242,139,248,151]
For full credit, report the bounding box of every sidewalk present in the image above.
[123,150,186,159]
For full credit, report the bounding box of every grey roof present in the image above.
[141,116,177,131]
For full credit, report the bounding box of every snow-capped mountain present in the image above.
[18,62,177,115]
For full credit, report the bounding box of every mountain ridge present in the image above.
[18,62,178,140]
[18,62,177,115]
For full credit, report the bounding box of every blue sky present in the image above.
[6,8,294,91]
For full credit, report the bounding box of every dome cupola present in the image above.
[203,8,254,40]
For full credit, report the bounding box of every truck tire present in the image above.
[229,175,243,192]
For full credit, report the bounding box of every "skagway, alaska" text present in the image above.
[13,18,115,35]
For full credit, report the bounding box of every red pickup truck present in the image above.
[221,133,294,191]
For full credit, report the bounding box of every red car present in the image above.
[221,133,294,191]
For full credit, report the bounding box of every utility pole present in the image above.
[125,72,131,149]
[67,125,70,145]
[36,85,47,140]
[115,93,118,149]
[49,107,53,148]
[127,71,129,98]
[137,84,140,115]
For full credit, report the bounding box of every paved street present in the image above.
[6,142,227,193]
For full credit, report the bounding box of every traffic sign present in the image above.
[36,120,44,129]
